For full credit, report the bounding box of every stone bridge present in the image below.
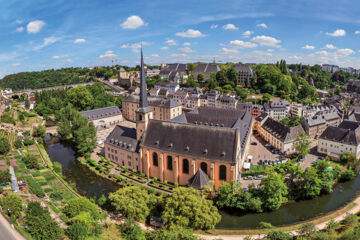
[3,82,95,98]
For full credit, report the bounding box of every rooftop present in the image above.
[81,106,122,121]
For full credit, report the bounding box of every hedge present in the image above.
[24,176,45,198]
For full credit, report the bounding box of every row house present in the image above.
[263,100,290,120]
[216,95,238,110]
[318,120,360,159]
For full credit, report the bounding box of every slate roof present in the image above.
[105,125,139,152]
[141,120,240,164]
[124,95,181,108]
[262,117,304,143]
[192,63,220,74]
[338,120,360,131]
[154,81,179,88]
[188,169,211,190]
[348,112,360,122]
[233,64,254,74]
[81,106,122,121]
[319,125,360,146]
[217,95,237,103]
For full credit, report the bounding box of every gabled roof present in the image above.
[192,63,220,74]
[262,117,304,143]
[188,169,211,190]
[105,125,139,153]
[124,95,180,108]
[233,64,254,74]
[81,106,122,121]
[319,125,360,146]
[142,120,240,164]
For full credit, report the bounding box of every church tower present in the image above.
[136,48,153,140]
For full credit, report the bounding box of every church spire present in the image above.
[139,48,148,108]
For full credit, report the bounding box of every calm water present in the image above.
[44,140,120,199]
[44,139,360,229]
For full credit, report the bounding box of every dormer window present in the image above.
[168,143,173,148]
[203,149,208,154]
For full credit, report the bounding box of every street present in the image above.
[0,212,26,240]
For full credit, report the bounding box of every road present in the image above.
[0,213,26,240]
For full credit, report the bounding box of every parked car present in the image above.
[273,149,280,154]
[259,160,263,165]
[251,142,258,145]
[248,176,253,180]
[265,143,271,147]
[264,160,268,165]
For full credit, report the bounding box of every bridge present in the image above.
[2,82,96,98]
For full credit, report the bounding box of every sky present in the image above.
[1,0,360,77]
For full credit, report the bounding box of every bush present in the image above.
[119,220,146,240]
[23,138,36,146]
[22,153,40,169]
[50,192,64,201]
[14,139,23,149]
[0,170,11,183]
[65,223,88,240]
[340,169,356,182]
[0,137,11,154]
[53,162,62,175]
[259,221,274,229]
[0,193,22,218]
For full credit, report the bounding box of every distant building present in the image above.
[192,63,220,82]
[233,64,255,87]
[290,102,303,117]
[159,63,188,83]
[153,82,179,94]
[258,117,304,154]
[216,95,238,109]
[347,80,360,93]
[81,106,123,130]
[318,120,360,159]
[146,68,160,78]
[263,100,290,120]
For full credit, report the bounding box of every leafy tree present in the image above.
[197,73,204,83]
[216,70,227,85]
[162,187,221,230]
[62,197,99,219]
[14,138,23,149]
[65,223,88,240]
[260,169,288,211]
[0,170,11,183]
[66,86,94,110]
[294,132,311,158]
[340,169,356,182]
[262,93,272,103]
[0,137,11,154]
[340,152,357,166]
[22,153,40,169]
[0,193,22,218]
[298,167,322,199]
[226,67,238,84]
[146,225,199,240]
[24,201,62,240]
[25,98,30,108]
[109,186,156,222]
[266,230,292,240]
[115,95,125,109]
[32,124,46,138]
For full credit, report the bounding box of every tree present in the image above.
[260,169,288,211]
[63,197,99,220]
[197,73,204,83]
[0,137,11,154]
[0,193,22,218]
[226,67,238,84]
[24,201,62,240]
[32,124,46,138]
[298,167,322,199]
[109,186,156,222]
[119,220,146,240]
[340,152,357,166]
[216,70,227,85]
[22,153,40,169]
[262,93,272,103]
[65,223,88,240]
[294,132,310,158]
[162,187,221,230]
[266,230,292,240]
[340,169,356,182]
[115,95,125,109]
[0,170,11,183]
[66,86,94,111]
[146,226,199,240]
[25,98,30,109]
[53,162,62,175]
[14,138,23,149]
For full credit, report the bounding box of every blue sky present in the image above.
[1,0,360,77]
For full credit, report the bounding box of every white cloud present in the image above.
[99,50,118,60]
[314,50,329,56]
[152,54,159,57]
[74,38,86,44]
[12,63,20,67]
[34,36,61,50]
[267,49,274,52]
[120,15,147,29]
[175,29,206,38]
[14,20,22,25]
[324,44,336,49]
[165,39,177,46]
[170,53,187,57]
[120,42,151,52]
[183,42,191,46]
[355,30,360,35]
[242,30,254,38]
[336,48,354,56]
[229,40,257,48]
[326,29,346,37]
[222,24,238,30]
[220,48,239,54]
[210,24,218,29]
[160,46,169,50]
[27,20,45,34]
[178,47,194,53]
[16,26,24,32]
[288,56,303,60]
[52,55,69,59]
[251,35,281,48]
[52,56,60,59]
[256,23,267,28]
[66,59,72,63]
[302,45,315,50]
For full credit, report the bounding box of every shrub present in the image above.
[22,153,40,169]
[23,138,36,146]
[66,223,88,240]
[340,169,356,182]
[119,220,146,240]
[259,221,274,229]
[25,177,45,198]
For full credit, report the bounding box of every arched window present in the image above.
[167,156,173,170]
[152,152,158,167]
[219,165,227,181]
[200,162,207,174]
[182,159,189,174]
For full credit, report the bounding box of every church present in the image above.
[105,49,248,189]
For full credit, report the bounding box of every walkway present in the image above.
[0,212,27,240]
[9,166,18,193]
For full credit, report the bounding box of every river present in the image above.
[44,138,360,229]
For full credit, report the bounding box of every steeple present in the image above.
[139,48,148,108]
